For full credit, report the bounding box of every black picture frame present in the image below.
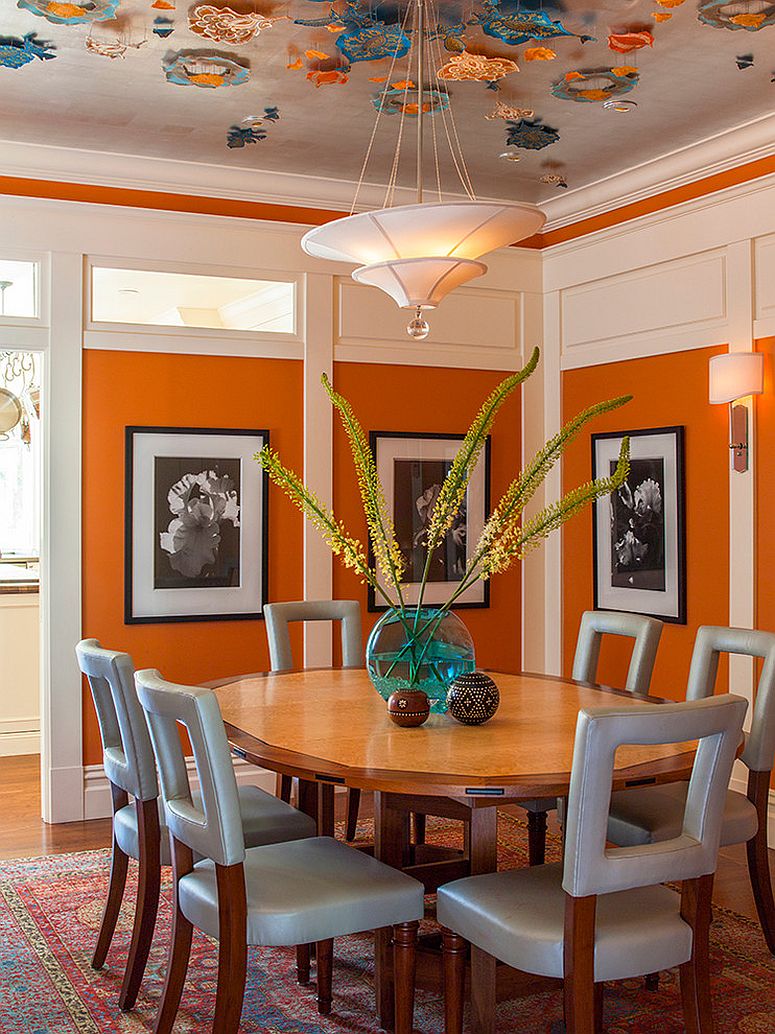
[125,426,269,624]
[367,430,491,613]
[591,425,686,625]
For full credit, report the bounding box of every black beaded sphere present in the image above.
[446,671,500,726]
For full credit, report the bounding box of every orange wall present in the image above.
[562,346,730,700]
[82,350,304,766]
[331,361,522,673]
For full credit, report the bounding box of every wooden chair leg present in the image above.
[746,770,775,954]
[213,863,249,1034]
[414,813,427,846]
[679,875,715,1034]
[119,798,162,1011]
[316,938,333,1014]
[277,773,293,803]
[564,894,597,1034]
[345,788,361,842]
[442,927,466,1034]
[92,784,130,971]
[154,840,194,1034]
[296,944,311,984]
[393,921,418,1034]
[527,809,548,867]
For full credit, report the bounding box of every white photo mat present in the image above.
[126,427,268,623]
[592,427,685,623]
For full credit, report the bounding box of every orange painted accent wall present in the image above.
[331,362,522,673]
[562,346,730,700]
[82,350,304,766]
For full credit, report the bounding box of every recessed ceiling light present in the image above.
[498,151,522,162]
[118,288,140,295]
[603,99,638,112]
[241,115,265,128]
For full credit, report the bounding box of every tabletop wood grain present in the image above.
[213,669,696,799]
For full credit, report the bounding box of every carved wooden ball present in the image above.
[446,671,500,726]
[387,689,431,727]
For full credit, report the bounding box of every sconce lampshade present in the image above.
[708,352,764,405]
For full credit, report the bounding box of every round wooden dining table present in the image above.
[210,667,696,1034]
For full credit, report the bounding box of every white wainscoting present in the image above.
[0,594,40,757]
[560,250,728,368]
[754,232,775,339]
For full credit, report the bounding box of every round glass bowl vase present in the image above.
[366,607,475,714]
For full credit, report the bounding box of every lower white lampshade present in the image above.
[352,256,487,309]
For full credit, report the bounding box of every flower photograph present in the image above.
[609,457,665,592]
[393,457,467,584]
[153,458,241,590]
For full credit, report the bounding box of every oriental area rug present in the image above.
[0,814,772,1033]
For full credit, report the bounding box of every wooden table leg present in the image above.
[469,806,498,1034]
[374,792,410,1032]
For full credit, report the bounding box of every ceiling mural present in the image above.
[0,0,774,203]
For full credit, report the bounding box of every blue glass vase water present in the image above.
[365,607,476,714]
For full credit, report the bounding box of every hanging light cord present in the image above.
[350,0,415,214]
[428,1,476,199]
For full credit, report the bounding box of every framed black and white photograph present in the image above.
[368,431,490,611]
[592,426,686,624]
[125,426,269,624]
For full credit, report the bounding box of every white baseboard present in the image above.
[83,756,276,821]
[0,718,40,757]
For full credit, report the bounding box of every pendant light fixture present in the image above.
[301,0,546,339]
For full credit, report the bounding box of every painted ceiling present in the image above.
[0,0,774,205]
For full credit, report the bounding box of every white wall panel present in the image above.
[559,250,728,368]
[335,279,523,370]
[754,233,775,337]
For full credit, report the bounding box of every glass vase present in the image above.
[366,607,476,714]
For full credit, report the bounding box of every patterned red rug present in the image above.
[0,813,772,1033]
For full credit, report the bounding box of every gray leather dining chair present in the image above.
[439,693,747,1034]
[76,639,316,1011]
[607,625,775,955]
[521,610,664,866]
[135,668,424,1034]
[264,599,364,840]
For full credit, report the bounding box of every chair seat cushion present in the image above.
[114,786,316,865]
[437,862,692,983]
[607,783,759,849]
[178,836,424,946]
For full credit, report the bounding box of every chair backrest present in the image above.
[685,625,775,773]
[264,599,363,672]
[75,638,158,802]
[562,694,747,899]
[135,669,245,868]
[571,610,663,695]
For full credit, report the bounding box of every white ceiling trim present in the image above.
[540,109,775,232]
[0,109,773,233]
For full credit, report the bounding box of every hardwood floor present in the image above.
[0,754,772,930]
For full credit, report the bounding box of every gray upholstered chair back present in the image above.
[571,610,663,694]
[76,638,158,802]
[685,625,775,773]
[563,694,747,899]
[264,599,363,672]
[135,669,246,868]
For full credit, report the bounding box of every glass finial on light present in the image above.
[407,308,430,340]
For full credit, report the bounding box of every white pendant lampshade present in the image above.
[301,200,545,267]
[352,256,486,309]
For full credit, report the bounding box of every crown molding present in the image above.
[540,110,775,232]
[0,110,773,236]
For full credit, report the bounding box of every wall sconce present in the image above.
[708,352,764,473]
